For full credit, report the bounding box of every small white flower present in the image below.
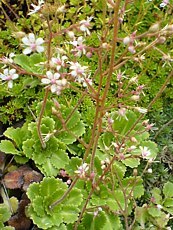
[51,54,68,71]
[75,163,89,178]
[117,108,128,120]
[0,68,19,88]
[147,168,152,173]
[160,0,169,7]
[79,17,93,36]
[22,33,44,54]
[41,71,67,95]
[28,0,44,15]
[139,146,151,159]
[0,53,15,65]
[70,36,86,57]
[69,61,88,78]
[157,204,163,210]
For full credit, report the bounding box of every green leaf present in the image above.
[151,188,162,204]
[0,204,11,223]
[122,158,140,168]
[148,207,162,217]
[102,212,122,230]
[50,150,69,169]
[113,162,126,179]
[0,140,20,155]
[61,206,79,224]
[32,196,45,217]
[135,206,148,228]
[163,182,173,197]
[81,212,106,230]
[163,198,173,207]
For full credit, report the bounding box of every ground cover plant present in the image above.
[0,0,173,229]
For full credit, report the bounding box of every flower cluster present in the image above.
[75,163,89,179]
[0,68,19,88]
[41,71,67,95]
[123,31,136,54]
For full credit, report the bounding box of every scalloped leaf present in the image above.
[0,203,11,223]
[81,212,106,230]
[163,182,173,198]
[27,182,41,200]
[151,188,162,204]
[63,188,83,207]
[122,158,140,168]
[0,140,20,155]
[14,53,44,73]
[50,149,69,169]
[113,161,126,179]
[61,206,80,224]
[102,212,122,230]
[32,196,45,217]
[3,125,29,148]
[122,176,144,198]
[135,206,148,228]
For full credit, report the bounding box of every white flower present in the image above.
[70,36,86,57]
[139,146,151,159]
[117,108,128,120]
[147,168,152,173]
[135,107,147,114]
[22,33,44,55]
[0,53,15,65]
[28,0,44,15]
[0,68,19,88]
[79,17,93,36]
[75,163,89,178]
[160,0,169,7]
[41,71,67,95]
[69,61,88,78]
[51,54,68,71]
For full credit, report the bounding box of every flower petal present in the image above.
[51,84,57,93]
[36,38,44,45]
[8,80,13,88]
[22,37,30,45]
[23,47,32,55]
[9,69,16,75]
[46,71,53,79]
[36,45,44,53]
[41,78,51,84]
[12,74,19,80]
[28,33,36,43]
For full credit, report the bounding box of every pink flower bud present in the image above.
[123,36,131,45]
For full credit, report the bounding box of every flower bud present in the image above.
[165,25,173,32]
[123,36,131,45]
[131,95,140,101]
[158,36,166,44]
[102,43,109,49]
[147,168,152,173]
[148,23,160,33]
[133,169,138,176]
[128,45,136,54]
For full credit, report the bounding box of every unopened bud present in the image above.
[86,52,92,58]
[147,168,152,173]
[133,169,138,176]
[165,25,173,32]
[131,95,140,101]
[128,45,136,54]
[158,36,166,44]
[12,31,26,39]
[130,137,137,143]
[102,43,109,49]
[148,23,160,33]
[67,31,75,39]
[123,36,131,45]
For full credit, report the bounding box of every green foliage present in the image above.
[26,177,83,229]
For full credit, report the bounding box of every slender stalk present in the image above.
[37,88,49,149]
[49,177,78,209]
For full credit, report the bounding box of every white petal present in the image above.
[51,84,57,93]
[0,75,6,80]
[4,69,9,75]
[8,80,13,88]
[12,74,19,80]
[46,71,53,79]
[54,73,60,79]
[36,38,44,45]
[36,45,44,53]
[28,33,36,43]
[23,47,32,55]
[41,78,51,84]
[9,69,16,75]
[22,37,30,45]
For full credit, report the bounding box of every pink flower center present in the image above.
[51,79,56,84]
[30,43,37,51]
